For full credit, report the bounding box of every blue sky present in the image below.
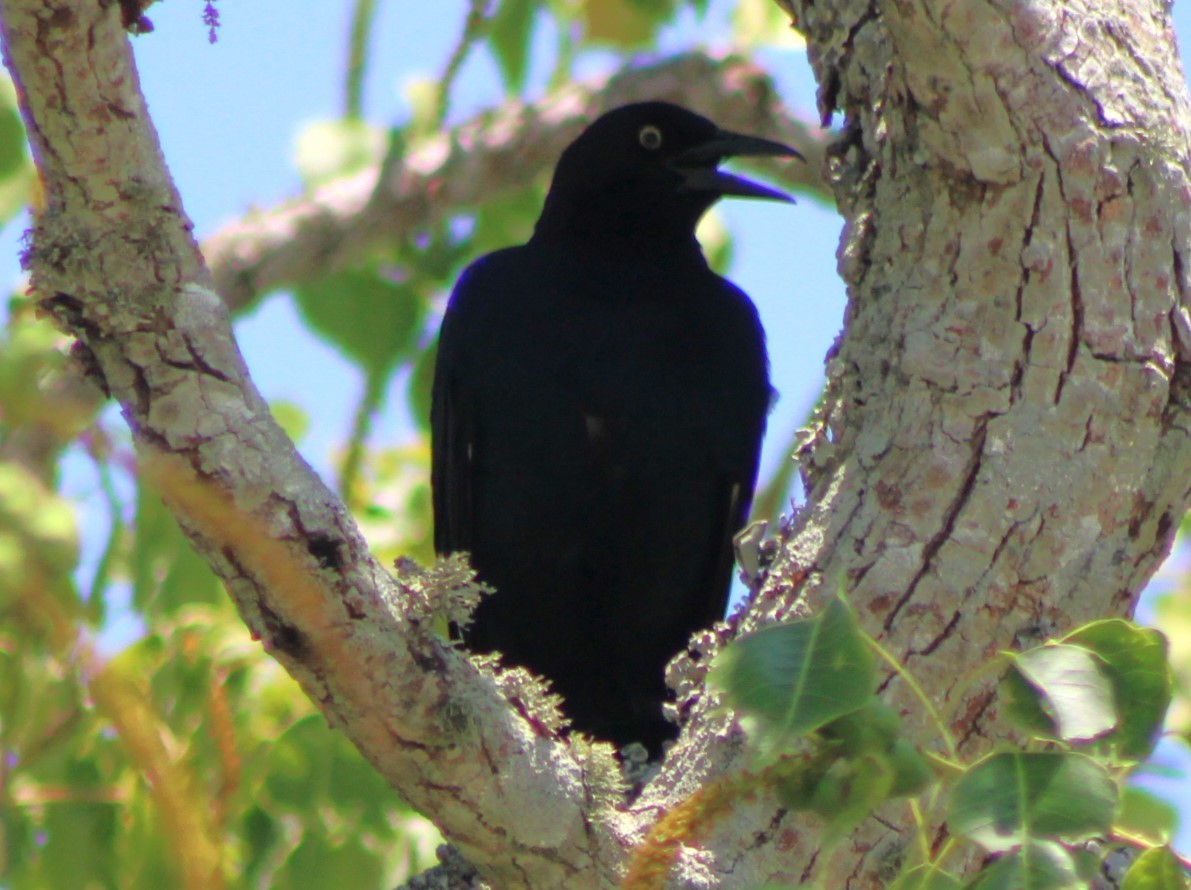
[4,0,1189,856]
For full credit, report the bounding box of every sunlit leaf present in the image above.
[1117,786,1179,847]
[579,0,676,46]
[0,72,34,228]
[489,0,538,92]
[1065,619,1171,762]
[403,77,441,136]
[0,461,79,620]
[947,751,1118,852]
[732,0,805,48]
[966,839,1083,890]
[293,119,386,186]
[1002,662,1059,738]
[710,597,875,749]
[0,305,68,431]
[1122,846,1190,890]
[696,209,734,274]
[887,864,963,890]
[269,399,310,443]
[1006,642,1116,743]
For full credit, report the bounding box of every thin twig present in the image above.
[344,0,379,119]
[434,0,493,129]
[338,367,387,506]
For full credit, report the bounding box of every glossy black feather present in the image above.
[431,102,794,756]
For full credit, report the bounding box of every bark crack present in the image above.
[882,419,988,633]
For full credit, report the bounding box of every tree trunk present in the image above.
[672,0,1191,883]
[3,0,1189,886]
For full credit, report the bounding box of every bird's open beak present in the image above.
[672,130,802,202]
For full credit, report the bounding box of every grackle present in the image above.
[431,101,798,757]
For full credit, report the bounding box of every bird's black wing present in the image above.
[430,259,490,560]
[700,470,754,626]
[430,360,474,558]
[683,417,767,636]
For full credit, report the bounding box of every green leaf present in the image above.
[888,740,932,797]
[947,751,1118,852]
[1064,619,1171,762]
[0,302,67,429]
[0,461,79,618]
[732,0,805,48]
[819,698,902,755]
[695,210,734,275]
[132,482,222,616]
[292,267,427,378]
[0,73,33,228]
[1122,846,1190,890]
[1002,662,1059,739]
[579,0,676,45]
[402,77,444,137]
[1117,786,1179,846]
[0,73,27,179]
[274,836,385,890]
[488,0,537,92]
[888,864,963,890]
[1006,643,1116,743]
[39,762,119,888]
[265,714,398,835]
[240,806,283,887]
[709,597,875,748]
[0,461,78,568]
[966,840,1083,890]
[116,787,182,890]
[269,398,310,443]
[472,186,544,253]
[2,796,36,880]
[809,753,894,841]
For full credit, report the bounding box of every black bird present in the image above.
[431,101,798,756]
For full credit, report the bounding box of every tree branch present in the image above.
[0,3,625,885]
[202,51,832,312]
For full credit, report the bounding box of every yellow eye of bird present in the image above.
[638,125,663,150]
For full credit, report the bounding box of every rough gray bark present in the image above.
[3,0,1190,888]
[646,0,1191,884]
[0,3,612,887]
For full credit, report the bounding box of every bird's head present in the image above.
[535,101,800,245]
